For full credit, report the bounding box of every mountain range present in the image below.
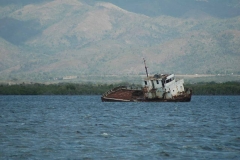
[0,0,240,82]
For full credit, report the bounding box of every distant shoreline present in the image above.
[1,74,239,85]
[0,82,240,95]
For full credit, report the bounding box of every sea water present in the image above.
[0,96,239,159]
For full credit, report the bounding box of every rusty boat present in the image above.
[101,59,192,102]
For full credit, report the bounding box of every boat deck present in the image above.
[103,89,135,101]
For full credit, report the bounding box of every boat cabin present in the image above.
[142,74,185,99]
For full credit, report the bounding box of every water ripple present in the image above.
[0,95,239,159]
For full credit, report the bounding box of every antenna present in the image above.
[143,58,149,77]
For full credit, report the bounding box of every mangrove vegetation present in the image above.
[0,82,240,95]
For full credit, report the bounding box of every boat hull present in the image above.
[101,87,192,102]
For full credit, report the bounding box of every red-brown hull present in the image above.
[101,87,192,102]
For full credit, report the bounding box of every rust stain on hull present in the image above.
[101,86,192,102]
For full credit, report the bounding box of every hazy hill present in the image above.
[0,0,240,82]
[99,0,240,18]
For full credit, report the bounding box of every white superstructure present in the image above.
[142,74,185,100]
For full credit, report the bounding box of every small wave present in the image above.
[200,145,213,151]
[101,132,109,137]
[158,151,170,157]
[165,123,176,128]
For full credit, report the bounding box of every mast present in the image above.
[143,58,149,77]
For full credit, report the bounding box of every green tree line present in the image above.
[0,83,131,95]
[0,82,239,95]
[185,81,240,95]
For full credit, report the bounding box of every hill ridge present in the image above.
[0,0,240,81]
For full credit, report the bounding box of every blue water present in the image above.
[0,96,239,159]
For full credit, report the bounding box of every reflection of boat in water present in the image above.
[101,59,192,102]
